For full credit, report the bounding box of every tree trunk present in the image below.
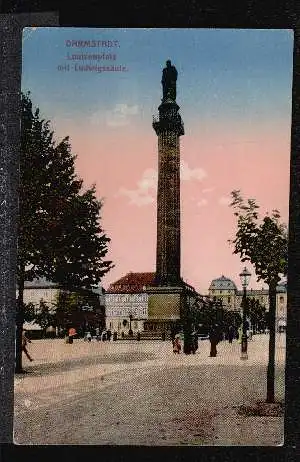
[15,273,25,373]
[266,281,277,403]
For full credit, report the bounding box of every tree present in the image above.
[16,92,113,372]
[229,189,288,403]
[23,302,36,323]
[246,298,266,334]
[54,288,104,335]
[35,300,55,336]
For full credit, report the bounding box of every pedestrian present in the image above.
[106,329,112,341]
[209,324,220,357]
[101,329,107,341]
[86,331,92,342]
[95,327,100,341]
[22,330,33,362]
[170,328,176,347]
[136,331,141,341]
[237,326,243,344]
[191,331,198,354]
[68,327,76,344]
[173,334,181,354]
[228,325,235,344]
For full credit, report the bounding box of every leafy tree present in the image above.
[16,92,113,372]
[54,288,104,335]
[23,302,36,323]
[245,297,266,334]
[35,300,55,336]
[229,189,288,402]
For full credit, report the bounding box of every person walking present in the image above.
[170,327,176,347]
[106,329,112,341]
[22,330,33,362]
[228,325,235,344]
[95,327,100,341]
[192,331,198,354]
[68,327,76,344]
[173,334,181,354]
[209,324,220,357]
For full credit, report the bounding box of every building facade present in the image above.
[105,272,153,335]
[105,272,190,335]
[19,278,60,310]
[19,278,105,312]
[208,275,287,331]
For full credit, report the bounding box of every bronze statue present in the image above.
[161,60,178,101]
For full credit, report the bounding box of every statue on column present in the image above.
[161,60,178,101]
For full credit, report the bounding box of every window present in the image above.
[280,296,284,304]
[228,297,231,304]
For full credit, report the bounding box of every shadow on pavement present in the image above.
[17,352,156,377]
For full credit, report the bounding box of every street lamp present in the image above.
[128,312,133,336]
[239,266,251,360]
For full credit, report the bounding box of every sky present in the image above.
[22,28,293,294]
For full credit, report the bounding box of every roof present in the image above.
[209,275,237,291]
[107,272,155,293]
[23,278,59,289]
[237,289,269,296]
[22,278,105,293]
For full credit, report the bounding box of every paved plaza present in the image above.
[14,334,286,446]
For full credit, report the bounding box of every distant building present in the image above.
[105,272,208,336]
[105,272,154,334]
[208,275,287,331]
[18,277,105,311]
[19,278,60,310]
[208,276,239,310]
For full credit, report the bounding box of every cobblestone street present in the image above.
[14,334,285,445]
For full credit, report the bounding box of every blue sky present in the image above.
[22,28,293,132]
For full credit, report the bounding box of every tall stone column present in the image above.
[152,61,184,286]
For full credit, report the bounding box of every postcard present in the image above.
[13,27,293,445]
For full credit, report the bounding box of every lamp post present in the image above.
[239,266,251,360]
[128,312,133,336]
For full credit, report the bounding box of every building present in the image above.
[20,278,60,310]
[208,275,287,331]
[105,272,203,335]
[105,272,153,334]
[20,277,105,312]
[208,276,239,310]
[18,278,106,335]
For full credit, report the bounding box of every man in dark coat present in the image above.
[209,324,220,357]
[228,325,235,344]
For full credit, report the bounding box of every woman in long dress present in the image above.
[173,334,181,354]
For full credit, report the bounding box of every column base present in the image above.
[240,352,248,360]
